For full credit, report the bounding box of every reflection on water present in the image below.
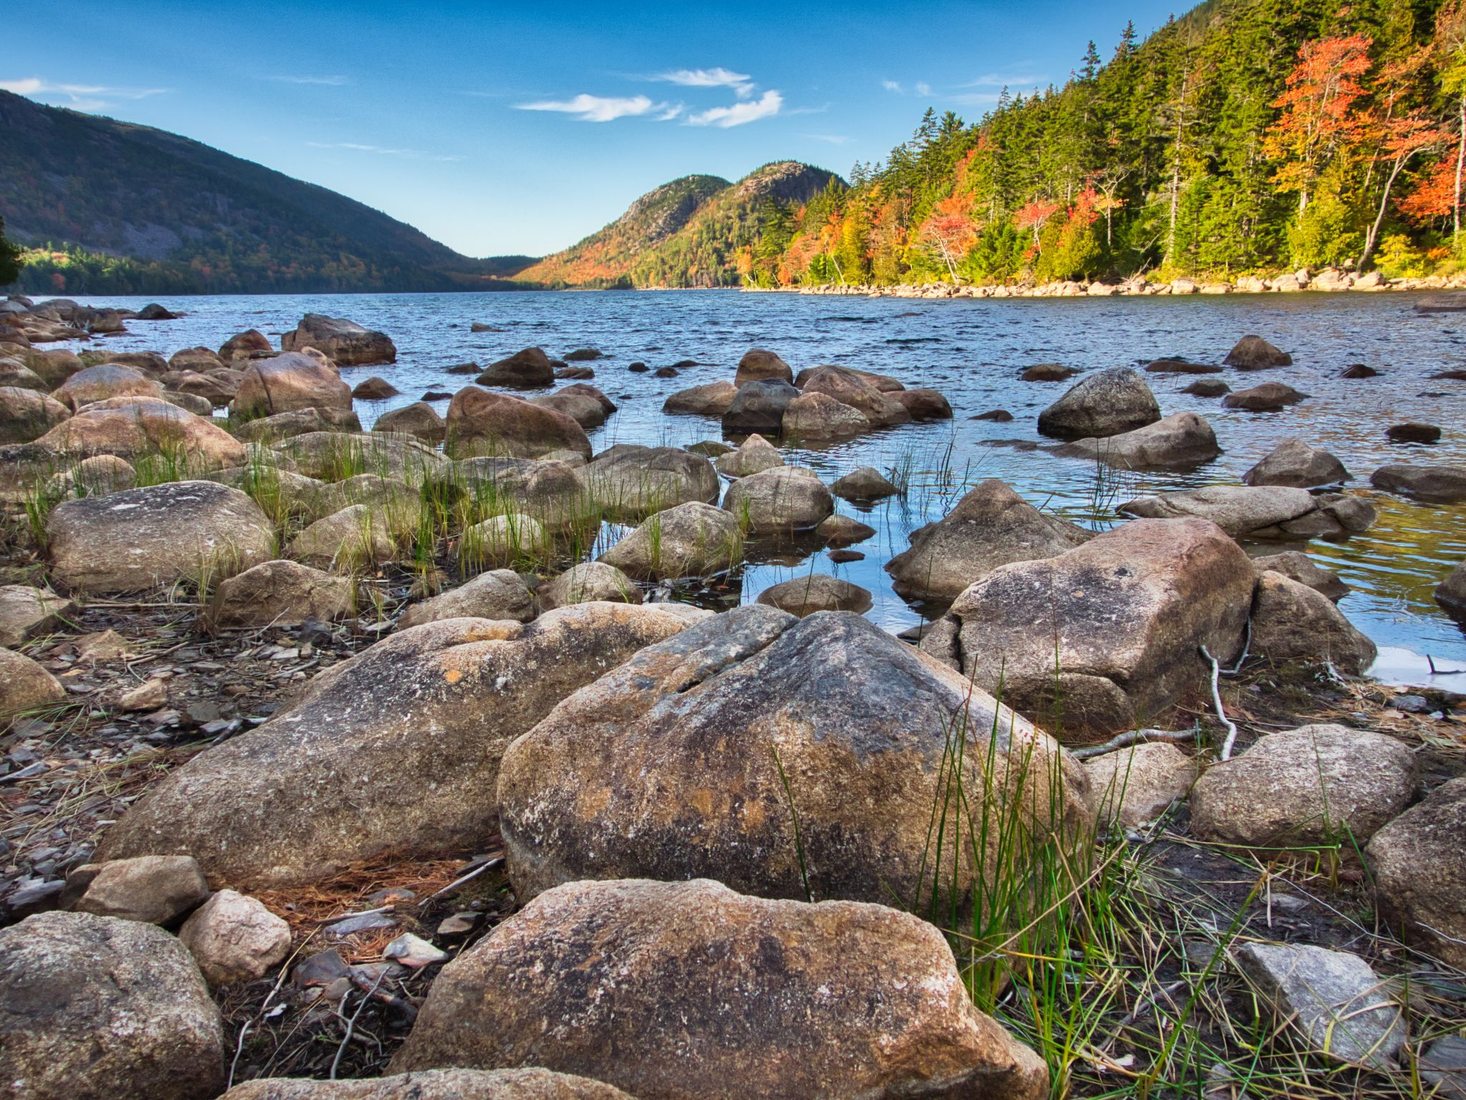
[65,288,1466,666]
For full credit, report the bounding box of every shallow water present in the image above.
[61,288,1466,676]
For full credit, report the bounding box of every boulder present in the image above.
[1145,357,1221,374]
[1057,412,1219,471]
[446,457,596,532]
[1117,485,1320,538]
[972,407,1014,420]
[46,452,137,499]
[1250,573,1377,675]
[1253,551,1348,601]
[1191,725,1413,846]
[21,348,85,388]
[163,369,239,406]
[75,855,210,925]
[721,379,800,434]
[600,501,743,580]
[352,376,399,400]
[1036,367,1161,439]
[756,574,871,616]
[287,505,397,571]
[713,433,784,477]
[831,465,898,501]
[399,569,537,629]
[1085,743,1196,828]
[220,329,273,362]
[446,387,591,460]
[1182,378,1231,397]
[35,396,245,469]
[816,513,876,545]
[392,879,1047,1100]
[1438,561,1466,618]
[0,385,69,444]
[1366,777,1466,968]
[281,314,396,366]
[169,346,226,373]
[0,585,74,648]
[0,911,225,1100]
[51,363,164,411]
[0,357,48,390]
[206,560,357,630]
[896,387,953,420]
[462,514,548,569]
[662,380,737,417]
[532,390,608,429]
[584,444,719,521]
[163,390,216,417]
[798,365,910,428]
[220,1070,634,1099]
[1242,439,1348,487]
[476,347,554,389]
[1342,363,1380,379]
[178,889,292,987]
[231,352,352,419]
[780,391,872,440]
[233,406,363,442]
[374,401,445,443]
[722,466,834,534]
[920,518,1254,741]
[274,430,446,484]
[886,479,1089,603]
[540,562,641,610]
[1370,463,1466,504]
[1223,382,1306,411]
[734,348,794,385]
[97,604,709,887]
[499,608,1087,907]
[1223,335,1292,369]
[47,480,274,595]
[0,646,66,718]
[1020,363,1076,382]
[1387,421,1442,444]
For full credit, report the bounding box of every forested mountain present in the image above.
[747,0,1466,287]
[0,90,534,294]
[521,162,840,288]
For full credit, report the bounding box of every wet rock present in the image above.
[1021,363,1076,382]
[1118,485,1317,538]
[1223,335,1292,369]
[399,570,536,629]
[722,466,833,534]
[1387,422,1442,444]
[1439,561,1466,617]
[600,501,743,580]
[780,390,872,439]
[476,347,554,389]
[53,363,164,411]
[816,513,876,545]
[98,605,708,887]
[585,444,720,521]
[1145,357,1221,374]
[0,911,225,1100]
[0,386,70,443]
[281,314,395,366]
[1057,412,1220,471]
[540,562,641,611]
[627,362,649,373]
[1223,381,1306,411]
[921,518,1253,741]
[352,376,399,400]
[233,407,363,442]
[756,575,872,616]
[831,465,898,501]
[896,388,953,420]
[887,479,1089,603]
[1182,378,1230,397]
[533,388,611,430]
[1242,438,1349,487]
[445,386,591,460]
[662,380,737,417]
[721,379,800,434]
[1341,363,1379,379]
[1085,743,1196,828]
[499,608,1086,906]
[287,504,397,571]
[734,347,793,386]
[0,585,74,648]
[220,329,273,362]
[0,646,66,718]
[713,432,784,477]
[231,352,352,419]
[1366,776,1466,968]
[207,560,357,630]
[48,480,274,594]
[1191,725,1412,846]
[1370,462,1466,503]
[178,889,291,987]
[798,365,910,428]
[394,878,1047,1098]
[972,407,1015,421]
[1253,551,1348,601]
[1037,367,1161,439]
[35,396,246,469]
[222,1069,633,1099]
[76,854,210,925]
[374,401,445,444]
[1250,573,1377,675]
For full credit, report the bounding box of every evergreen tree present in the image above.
[0,217,20,287]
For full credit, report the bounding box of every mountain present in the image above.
[519,162,842,288]
[0,89,535,294]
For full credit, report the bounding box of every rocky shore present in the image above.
[0,294,1463,1099]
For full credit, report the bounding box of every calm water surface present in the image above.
[65,289,1466,680]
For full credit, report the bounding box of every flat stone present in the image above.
[76,854,211,925]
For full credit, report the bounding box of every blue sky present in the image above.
[5,0,1184,258]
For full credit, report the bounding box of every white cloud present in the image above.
[881,79,903,93]
[803,133,850,145]
[915,81,932,97]
[515,93,656,122]
[656,103,685,121]
[268,74,350,86]
[654,67,755,98]
[687,89,782,128]
[0,76,168,109]
[960,71,1043,88]
[307,141,461,162]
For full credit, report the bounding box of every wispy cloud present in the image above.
[515,93,657,122]
[803,133,851,145]
[1,76,168,111]
[915,81,933,97]
[687,88,782,128]
[267,74,350,86]
[881,79,933,98]
[656,103,685,121]
[654,67,754,98]
[306,141,461,162]
[960,71,1044,88]
[881,79,903,93]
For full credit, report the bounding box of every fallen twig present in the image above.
[1072,725,1202,760]
[1200,645,1240,761]
[1427,654,1465,675]
[329,968,384,1080]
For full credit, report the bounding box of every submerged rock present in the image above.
[1057,412,1219,471]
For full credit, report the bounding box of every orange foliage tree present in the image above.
[917,195,980,282]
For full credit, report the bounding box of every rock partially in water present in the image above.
[1223,381,1306,411]
[1181,378,1230,397]
[445,386,592,460]
[1118,484,1370,540]
[475,347,555,390]
[1021,363,1076,382]
[220,329,274,362]
[1386,421,1442,444]
[831,465,898,501]
[352,376,399,400]
[1223,334,1292,369]
[1057,411,1219,471]
[1253,551,1348,601]
[1249,573,1378,674]
[896,387,953,420]
[600,501,743,580]
[713,433,783,477]
[1367,776,1466,969]
[1439,561,1466,618]
[1242,438,1348,487]
[756,574,872,616]
[780,390,871,440]
[374,401,445,444]
[281,313,396,366]
[798,365,910,428]
[1370,462,1466,503]
[734,347,793,386]
[721,379,800,434]
[662,380,736,417]
[1037,367,1161,440]
[722,466,833,534]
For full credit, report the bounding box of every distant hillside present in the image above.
[521,162,842,288]
[0,90,534,294]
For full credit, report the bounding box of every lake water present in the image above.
[61,289,1466,680]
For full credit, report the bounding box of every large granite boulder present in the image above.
[721,379,800,434]
[1243,439,1349,487]
[584,444,719,522]
[921,518,1254,741]
[500,607,1088,906]
[539,562,641,610]
[0,911,225,1100]
[756,574,872,616]
[476,347,554,389]
[32,396,245,469]
[1370,463,1466,504]
[220,329,273,362]
[232,407,363,443]
[1249,573,1378,675]
[221,1070,634,1099]
[52,363,163,411]
[47,480,275,595]
[600,501,743,580]
[206,559,357,630]
[722,466,833,534]
[1366,777,1466,969]
[230,353,352,419]
[798,365,909,428]
[532,385,613,429]
[712,433,783,478]
[780,391,872,440]
[445,387,592,460]
[1056,412,1219,471]
[734,347,794,385]
[374,401,445,443]
[1118,485,1373,541]
[399,570,537,629]
[886,479,1089,603]
[1223,334,1292,369]
[663,380,737,417]
[281,313,396,366]
[0,385,69,444]
[97,604,708,887]
[1036,368,1161,439]
[392,878,1049,1100]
